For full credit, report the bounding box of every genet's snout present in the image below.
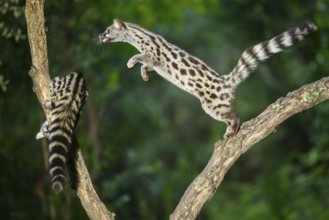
[98,33,107,43]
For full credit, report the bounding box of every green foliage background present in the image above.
[0,0,328,219]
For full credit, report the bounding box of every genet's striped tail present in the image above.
[48,117,75,193]
[226,20,317,88]
[48,72,88,193]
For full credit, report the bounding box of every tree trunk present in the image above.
[24,0,115,219]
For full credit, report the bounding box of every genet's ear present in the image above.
[113,19,126,30]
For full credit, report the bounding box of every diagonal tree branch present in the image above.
[170,76,329,220]
[25,0,115,219]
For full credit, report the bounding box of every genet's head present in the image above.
[99,19,127,43]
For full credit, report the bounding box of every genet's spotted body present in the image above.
[99,20,317,138]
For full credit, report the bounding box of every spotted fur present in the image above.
[99,19,317,138]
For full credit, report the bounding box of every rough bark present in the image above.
[25,0,115,219]
[170,77,329,220]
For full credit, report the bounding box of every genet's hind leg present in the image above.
[140,64,153,82]
[221,109,240,138]
[127,53,155,82]
[201,101,240,138]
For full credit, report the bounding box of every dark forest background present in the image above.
[1,0,328,219]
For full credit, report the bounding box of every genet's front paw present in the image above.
[141,64,153,82]
[127,57,137,68]
[141,74,150,82]
[36,121,50,139]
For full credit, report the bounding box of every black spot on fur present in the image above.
[162,52,171,62]
[171,52,178,59]
[188,56,200,65]
[198,91,205,97]
[179,51,186,57]
[217,104,230,109]
[180,69,187,75]
[210,70,218,76]
[201,64,209,71]
[210,93,218,99]
[189,69,196,76]
[181,58,190,67]
[197,69,204,77]
[206,75,213,81]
